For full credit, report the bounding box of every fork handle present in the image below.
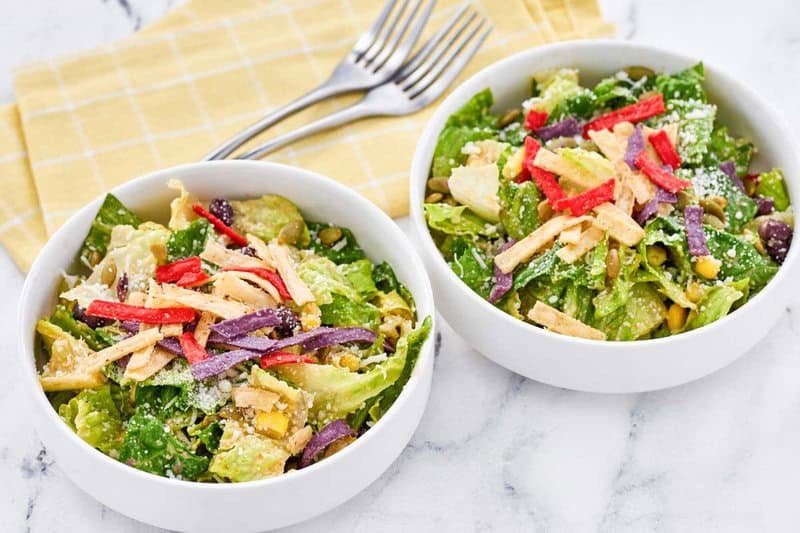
[204,82,352,161]
[235,99,381,161]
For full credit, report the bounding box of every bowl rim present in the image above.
[409,38,800,349]
[18,159,436,490]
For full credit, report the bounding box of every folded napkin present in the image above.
[0,0,613,272]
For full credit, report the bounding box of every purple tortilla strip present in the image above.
[684,205,710,256]
[624,124,645,169]
[535,117,581,140]
[719,160,745,192]
[489,239,516,303]
[299,419,356,468]
[190,349,262,380]
[209,308,280,340]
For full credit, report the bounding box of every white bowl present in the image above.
[410,40,800,393]
[18,161,436,531]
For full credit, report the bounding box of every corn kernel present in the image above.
[340,353,361,372]
[666,303,688,331]
[646,245,668,266]
[685,281,704,303]
[254,411,289,438]
[695,255,721,279]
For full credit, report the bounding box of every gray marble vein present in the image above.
[3,0,800,531]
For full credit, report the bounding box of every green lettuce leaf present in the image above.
[593,246,641,318]
[527,69,587,114]
[119,410,209,480]
[208,420,289,482]
[685,280,747,330]
[297,255,361,305]
[655,62,706,103]
[702,126,754,176]
[320,293,380,329]
[755,169,790,211]
[338,259,377,299]
[681,167,757,233]
[273,315,427,426]
[549,91,598,121]
[231,194,309,245]
[79,194,141,269]
[592,71,653,110]
[49,304,115,351]
[432,89,498,177]
[166,218,211,262]
[667,100,716,166]
[449,237,493,299]
[425,203,498,237]
[362,316,432,426]
[513,245,562,290]
[58,385,124,455]
[593,283,667,341]
[704,226,779,292]
[307,222,366,264]
[371,261,415,312]
[498,181,540,240]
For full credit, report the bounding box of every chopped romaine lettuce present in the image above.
[307,222,366,264]
[79,194,141,269]
[431,89,498,177]
[424,203,498,237]
[704,226,778,292]
[702,126,754,176]
[208,420,289,482]
[667,100,716,166]
[320,293,380,329]
[498,181,541,240]
[338,259,377,299]
[297,255,361,305]
[231,195,309,245]
[371,261,415,313]
[166,218,211,262]
[513,245,562,290]
[593,283,667,340]
[681,167,757,233]
[449,237,493,299]
[58,385,123,455]
[755,169,790,211]
[448,164,502,223]
[445,88,497,129]
[592,70,653,110]
[49,304,115,351]
[527,69,587,114]
[655,62,706,103]
[119,410,209,480]
[685,280,747,330]
[559,147,615,181]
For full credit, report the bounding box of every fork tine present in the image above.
[410,21,491,101]
[352,0,398,60]
[373,0,436,74]
[361,0,411,64]
[400,8,478,91]
[395,2,469,80]
[368,0,424,72]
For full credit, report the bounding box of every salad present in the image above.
[37,181,430,482]
[424,63,792,341]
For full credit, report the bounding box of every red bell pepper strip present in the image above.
[260,351,314,369]
[221,266,293,300]
[178,332,209,365]
[552,178,616,217]
[647,129,682,168]
[192,203,248,246]
[156,256,202,283]
[176,270,212,288]
[515,136,535,183]
[522,137,566,204]
[583,94,666,138]
[634,151,692,193]
[86,300,196,324]
[524,109,549,131]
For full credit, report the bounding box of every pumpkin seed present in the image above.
[427,176,450,193]
[624,66,655,81]
[425,192,443,204]
[278,220,305,245]
[497,108,522,128]
[319,227,343,246]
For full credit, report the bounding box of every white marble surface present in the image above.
[3,0,800,531]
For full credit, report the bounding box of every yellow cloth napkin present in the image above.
[1,0,614,272]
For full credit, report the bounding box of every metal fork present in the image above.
[236,4,490,161]
[204,0,435,161]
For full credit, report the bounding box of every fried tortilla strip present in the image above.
[559,224,583,245]
[126,283,162,373]
[84,328,164,370]
[557,225,606,263]
[223,270,282,303]
[268,243,315,306]
[193,311,216,348]
[246,233,276,269]
[615,181,636,216]
[232,386,280,412]
[124,347,177,382]
[494,215,591,274]
[533,148,602,190]
[614,160,656,204]
[40,371,106,392]
[593,203,645,246]
[287,426,314,455]
[528,301,606,340]
[588,128,628,162]
[643,123,679,162]
[212,272,274,311]
[201,239,265,270]
[156,283,249,319]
